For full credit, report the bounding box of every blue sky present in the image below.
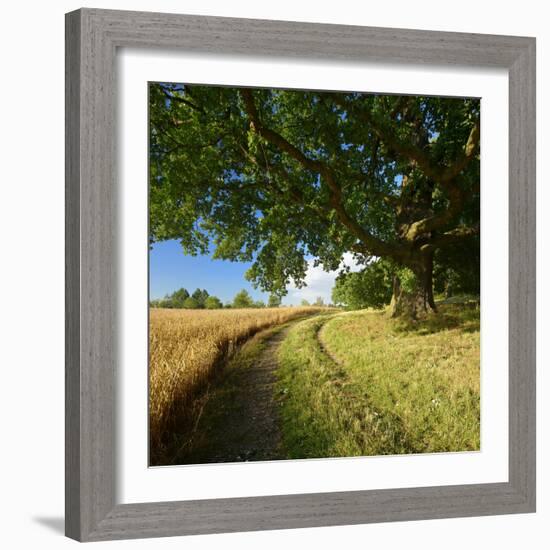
[149,239,362,306]
[149,240,269,304]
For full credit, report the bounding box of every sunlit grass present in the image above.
[276,304,480,458]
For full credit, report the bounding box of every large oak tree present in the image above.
[149,83,480,317]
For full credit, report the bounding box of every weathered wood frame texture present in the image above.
[65,8,536,542]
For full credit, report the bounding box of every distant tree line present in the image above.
[299,297,326,307]
[150,288,286,310]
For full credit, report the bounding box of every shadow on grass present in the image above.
[392,302,480,336]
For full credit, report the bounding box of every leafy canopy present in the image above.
[150,84,480,297]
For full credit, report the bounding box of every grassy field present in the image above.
[149,303,480,464]
[276,303,480,458]
[149,306,322,463]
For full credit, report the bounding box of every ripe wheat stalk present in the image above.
[149,307,320,461]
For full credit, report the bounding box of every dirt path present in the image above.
[175,325,291,464]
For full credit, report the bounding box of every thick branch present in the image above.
[239,89,399,259]
[329,93,480,186]
[391,122,479,240]
[236,140,331,222]
[328,93,440,180]
[329,93,479,241]
[240,89,324,174]
[418,225,479,252]
[439,121,480,182]
[402,181,466,241]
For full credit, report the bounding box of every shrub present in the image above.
[204,296,223,309]
[182,297,200,309]
[233,289,254,308]
[332,260,393,310]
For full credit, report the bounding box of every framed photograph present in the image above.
[65,8,536,542]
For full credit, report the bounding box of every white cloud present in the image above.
[282,252,364,306]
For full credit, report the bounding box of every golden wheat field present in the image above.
[149,307,321,461]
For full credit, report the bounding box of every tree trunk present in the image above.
[389,252,437,319]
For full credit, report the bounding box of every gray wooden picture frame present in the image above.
[65,8,536,542]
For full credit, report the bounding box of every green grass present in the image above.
[276,304,480,458]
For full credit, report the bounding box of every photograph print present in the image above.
[148,83,481,467]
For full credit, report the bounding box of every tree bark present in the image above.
[389,252,437,319]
